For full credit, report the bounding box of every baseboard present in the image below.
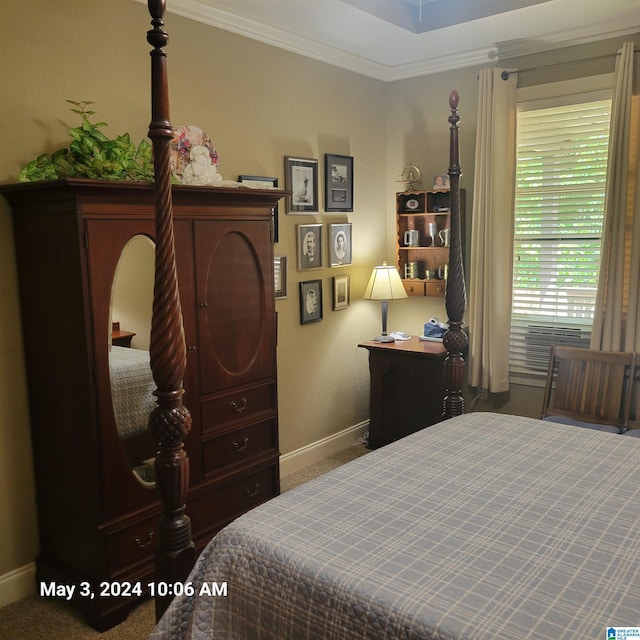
[0,562,35,608]
[279,420,369,477]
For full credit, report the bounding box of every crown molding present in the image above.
[495,23,640,61]
[137,0,639,82]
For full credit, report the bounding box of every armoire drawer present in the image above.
[189,463,279,540]
[203,419,278,478]
[201,382,276,433]
[105,512,159,575]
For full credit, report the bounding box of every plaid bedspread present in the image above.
[149,412,640,639]
[109,346,155,439]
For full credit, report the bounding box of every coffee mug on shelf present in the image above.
[403,229,420,247]
[438,228,450,247]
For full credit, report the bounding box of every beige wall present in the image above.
[0,0,637,595]
[0,0,389,581]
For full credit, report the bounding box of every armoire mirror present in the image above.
[108,233,157,487]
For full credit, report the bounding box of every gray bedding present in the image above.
[109,345,156,439]
[149,412,640,639]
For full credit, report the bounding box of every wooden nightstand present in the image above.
[111,322,136,348]
[358,336,446,448]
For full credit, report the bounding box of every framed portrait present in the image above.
[325,154,353,212]
[329,223,352,267]
[299,279,323,324]
[274,255,287,299]
[285,156,318,214]
[332,275,350,311]
[433,174,450,190]
[297,223,323,271]
[238,174,279,242]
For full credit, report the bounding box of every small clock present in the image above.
[406,198,420,211]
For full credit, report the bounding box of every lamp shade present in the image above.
[363,262,408,301]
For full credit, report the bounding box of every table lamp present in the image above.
[363,261,408,342]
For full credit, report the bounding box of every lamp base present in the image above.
[373,334,395,343]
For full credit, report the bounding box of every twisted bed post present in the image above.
[146,0,195,621]
[442,91,468,419]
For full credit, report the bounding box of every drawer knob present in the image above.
[245,483,260,499]
[233,436,249,453]
[135,531,154,549]
[231,397,248,413]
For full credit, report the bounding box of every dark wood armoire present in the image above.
[1,179,282,630]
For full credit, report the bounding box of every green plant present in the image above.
[19,100,154,182]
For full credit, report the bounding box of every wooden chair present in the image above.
[624,361,640,436]
[541,345,635,432]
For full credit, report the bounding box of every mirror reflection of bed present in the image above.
[109,233,157,486]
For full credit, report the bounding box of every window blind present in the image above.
[509,98,611,379]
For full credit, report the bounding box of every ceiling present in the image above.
[154,0,640,80]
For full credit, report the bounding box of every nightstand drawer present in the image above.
[203,419,278,478]
[201,382,276,433]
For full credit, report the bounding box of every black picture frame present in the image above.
[297,223,323,271]
[325,154,353,212]
[238,174,279,242]
[299,279,323,324]
[285,157,318,214]
[328,222,352,267]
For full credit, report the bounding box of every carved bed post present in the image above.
[442,91,468,419]
[146,0,195,621]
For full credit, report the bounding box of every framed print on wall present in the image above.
[274,255,287,299]
[285,156,318,214]
[297,223,323,271]
[238,174,279,242]
[325,153,353,212]
[299,279,323,324]
[329,223,352,267]
[332,275,350,311]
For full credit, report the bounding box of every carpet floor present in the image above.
[0,442,368,639]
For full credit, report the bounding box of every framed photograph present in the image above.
[433,174,450,190]
[285,156,318,213]
[238,174,279,242]
[329,223,352,267]
[299,279,323,324]
[325,154,353,212]
[332,275,350,311]
[274,255,287,299]
[297,223,323,271]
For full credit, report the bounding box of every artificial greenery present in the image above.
[19,100,154,182]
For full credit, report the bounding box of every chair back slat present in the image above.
[542,346,635,428]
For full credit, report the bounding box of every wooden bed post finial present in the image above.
[146,0,195,622]
[442,90,468,419]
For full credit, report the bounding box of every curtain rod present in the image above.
[500,48,638,80]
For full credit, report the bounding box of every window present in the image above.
[509,93,611,380]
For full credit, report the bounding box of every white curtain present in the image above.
[468,68,518,393]
[591,42,640,352]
